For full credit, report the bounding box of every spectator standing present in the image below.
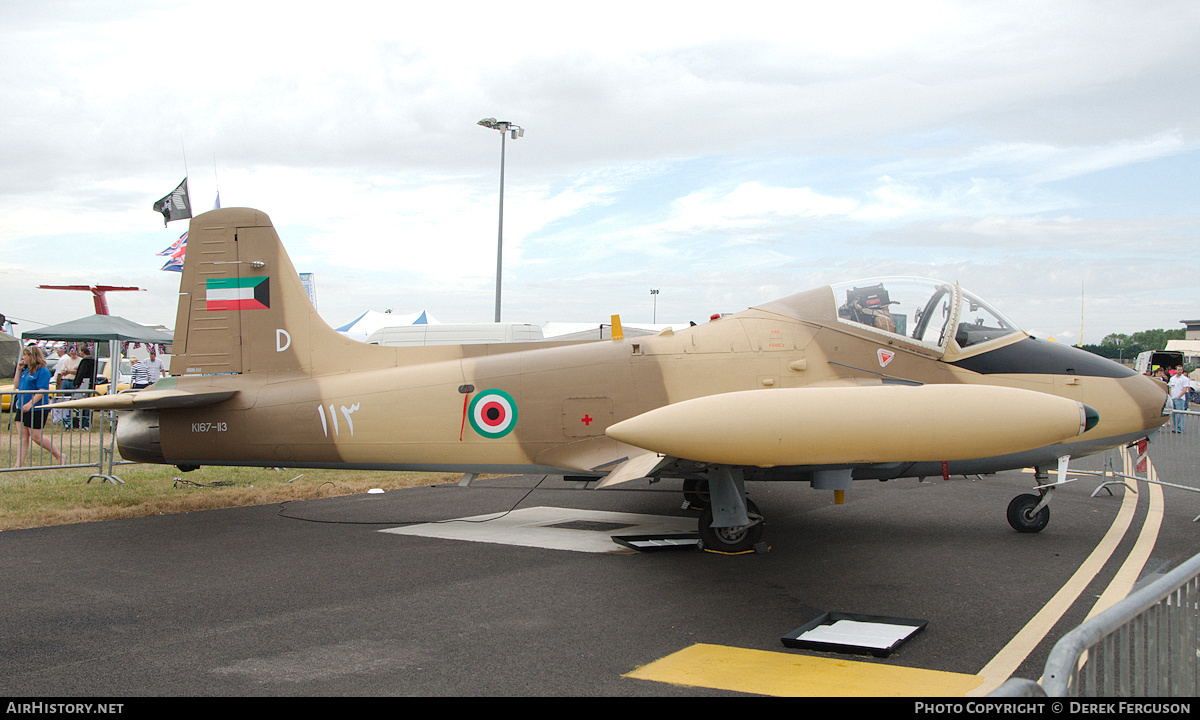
[131,357,151,389]
[54,344,80,390]
[13,345,63,466]
[144,346,167,381]
[73,345,96,391]
[1168,366,1190,433]
[131,347,167,390]
[72,345,96,430]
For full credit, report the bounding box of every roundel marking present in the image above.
[468,389,518,438]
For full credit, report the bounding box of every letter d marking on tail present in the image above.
[276,329,291,352]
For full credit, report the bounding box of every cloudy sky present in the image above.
[1,0,1197,345]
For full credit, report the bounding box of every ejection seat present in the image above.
[839,283,898,334]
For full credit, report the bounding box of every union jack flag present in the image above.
[159,231,187,272]
[158,231,187,256]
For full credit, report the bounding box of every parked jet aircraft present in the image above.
[37,284,144,315]
[61,208,1169,552]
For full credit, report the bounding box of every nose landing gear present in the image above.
[1008,455,1073,533]
[1007,493,1050,533]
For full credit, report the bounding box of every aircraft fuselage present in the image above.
[69,207,1166,548]
[121,303,1167,483]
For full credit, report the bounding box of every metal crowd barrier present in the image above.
[994,550,1200,696]
[1146,408,1200,507]
[1040,550,1200,696]
[0,388,124,483]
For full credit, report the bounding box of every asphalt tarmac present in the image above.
[4,457,1200,697]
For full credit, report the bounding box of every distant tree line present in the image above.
[1077,328,1185,361]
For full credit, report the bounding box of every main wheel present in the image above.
[699,498,763,553]
[1007,493,1049,533]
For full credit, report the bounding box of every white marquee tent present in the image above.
[335,310,440,342]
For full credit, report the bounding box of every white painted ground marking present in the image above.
[379,506,697,554]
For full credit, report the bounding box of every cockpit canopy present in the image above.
[832,278,1021,354]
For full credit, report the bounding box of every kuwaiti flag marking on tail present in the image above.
[206,277,270,311]
[468,389,518,438]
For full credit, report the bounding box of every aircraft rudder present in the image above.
[170,208,333,376]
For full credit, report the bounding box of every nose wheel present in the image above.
[1007,493,1050,533]
[1007,456,1070,533]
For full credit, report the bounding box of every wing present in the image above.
[532,435,671,488]
[594,452,673,489]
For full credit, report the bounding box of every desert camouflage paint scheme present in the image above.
[61,208,1168,551]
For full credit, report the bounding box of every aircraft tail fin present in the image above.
[169,208,367,377]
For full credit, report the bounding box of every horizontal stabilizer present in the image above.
[606,385,1097,467]
[52,388,238,411]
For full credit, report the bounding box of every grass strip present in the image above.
[0,463,460,532]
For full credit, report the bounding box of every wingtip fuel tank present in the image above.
[605,384,1098,467]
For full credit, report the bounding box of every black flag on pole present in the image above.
[153,178,192,226]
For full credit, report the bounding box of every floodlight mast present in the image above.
[477,118,523,323]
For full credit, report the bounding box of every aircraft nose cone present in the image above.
[1128,372,1171,432]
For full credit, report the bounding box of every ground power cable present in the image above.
[275,475,553,526]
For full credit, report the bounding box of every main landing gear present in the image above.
[687,467,767,553]
[699,498,764,553]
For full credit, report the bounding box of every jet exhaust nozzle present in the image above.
[115,409,166,464]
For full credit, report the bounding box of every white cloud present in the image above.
[666,182,858,231]
[0,0,1196,340]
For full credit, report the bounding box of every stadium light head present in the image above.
[478,118,524,140]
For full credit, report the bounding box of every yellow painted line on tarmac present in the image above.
[1086,450,1163,621]
[968,458,1141,696]
[629,450,1167,698]
[1053,452,1166,682]
[624,643,985,697]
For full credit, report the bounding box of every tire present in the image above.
[699,498,763,553]
[1007,493,1049,533]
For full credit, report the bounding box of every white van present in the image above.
[1135,350,1183,374]
[366,323,544,347]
